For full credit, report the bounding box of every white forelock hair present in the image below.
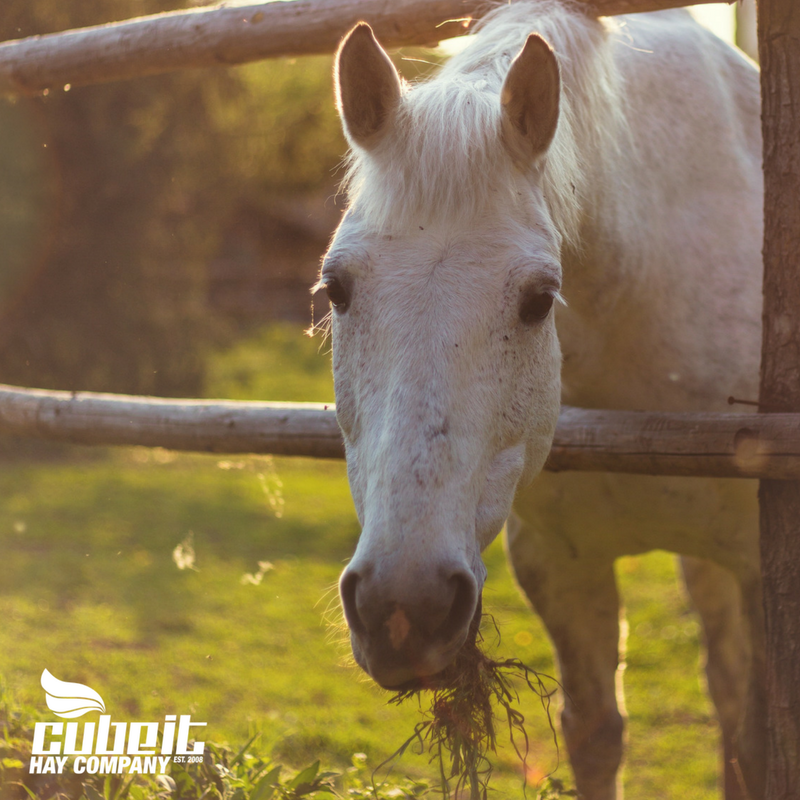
[341,0,631,249]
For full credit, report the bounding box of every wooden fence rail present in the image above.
[0,0,732,97]
[2,384,799,480]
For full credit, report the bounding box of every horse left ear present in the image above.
[500,33,560,166]
[335,23,402,150]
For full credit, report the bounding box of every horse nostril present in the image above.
[436,570,478,644]
[339,569,366,636]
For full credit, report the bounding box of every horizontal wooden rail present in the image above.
[0,385,344,460]
[1,384,798,480]
[0,0,733,97]
[546,406,800,480]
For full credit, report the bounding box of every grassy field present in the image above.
[0,324,721,798]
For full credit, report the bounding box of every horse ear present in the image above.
[500,33,560,166]
[335,23,402,149]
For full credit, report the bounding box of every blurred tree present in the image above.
[0,1,346,396]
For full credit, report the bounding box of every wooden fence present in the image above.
[2,384,800,480]
[0,0,797,796]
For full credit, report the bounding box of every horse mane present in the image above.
[341,0,630,249]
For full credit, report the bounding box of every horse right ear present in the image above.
[500,33,560,167]
[335,23,402,150]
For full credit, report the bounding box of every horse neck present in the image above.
[549,96,655,409]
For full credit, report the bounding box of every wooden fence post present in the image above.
[757,1,800,798]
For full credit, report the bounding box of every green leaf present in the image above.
[250,765,282,800]
[289,761,320,790]
[231,731,261,767]
[83,785,105,800]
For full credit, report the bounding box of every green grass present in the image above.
[0,324,721,798]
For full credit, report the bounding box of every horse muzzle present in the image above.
[339,563,480,689]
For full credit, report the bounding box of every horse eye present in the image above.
[324,277,350,311]
[519,288,555,325]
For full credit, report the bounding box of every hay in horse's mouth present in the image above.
[383,615,560,800]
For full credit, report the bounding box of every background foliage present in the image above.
[0,0,345,396]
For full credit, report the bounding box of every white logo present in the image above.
[29,668,207,777]
[42,669,106,718]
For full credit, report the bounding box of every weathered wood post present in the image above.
[757,1,800,797]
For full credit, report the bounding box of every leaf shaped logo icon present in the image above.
[41,669,106,718]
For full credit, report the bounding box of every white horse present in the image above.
[321,2,763,798]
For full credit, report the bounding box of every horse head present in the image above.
[325,23,564,689]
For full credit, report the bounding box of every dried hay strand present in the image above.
[379,615,561,800]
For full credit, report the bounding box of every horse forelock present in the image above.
[341,0,629,249]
